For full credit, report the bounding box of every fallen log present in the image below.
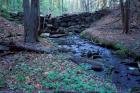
[0,51,15,57]
[0,41,55,53]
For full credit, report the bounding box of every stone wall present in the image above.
[43,9,110,33]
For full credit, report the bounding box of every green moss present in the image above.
[80,32,135,57]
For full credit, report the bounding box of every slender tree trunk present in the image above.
[120,0,130,34]
[124,0,130,34]
[136,0,140,27]
[120,0,125,33]
[30,0,40,42]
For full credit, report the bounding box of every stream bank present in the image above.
[40,10,140,93]
[0,10,140,92]
[41,32,140,93]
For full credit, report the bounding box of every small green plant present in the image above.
[16,74,26,82]
[0,78,6,88]
[47,71,59,81]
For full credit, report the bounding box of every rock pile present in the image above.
[43,9,110,34]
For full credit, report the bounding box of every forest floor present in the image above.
[82,8,140,57]
[0,8,140,93]
[0,16,117,92]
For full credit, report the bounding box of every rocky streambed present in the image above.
[42,33,140,93]
[40,10,140,93]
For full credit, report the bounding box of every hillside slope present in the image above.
[82,2,140,57]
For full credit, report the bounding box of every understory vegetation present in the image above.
[0,53,117,92]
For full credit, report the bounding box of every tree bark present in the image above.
[29,0,40,43]
[23,0,30,42]
[120,0,130,34]
[120,0,125,33]
[23,0,40,43]
[124,0,130,34]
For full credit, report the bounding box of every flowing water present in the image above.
[46,34,140,93]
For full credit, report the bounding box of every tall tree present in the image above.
[120,0,125,33]
[23,0,40,43]
[123,0,130,34]
[120,0,130,34]
[23,0,30,42]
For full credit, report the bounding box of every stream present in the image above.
[46,34,140,93]
[2,10,140,92]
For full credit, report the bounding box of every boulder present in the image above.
[40,33,50,38]
[90,66,104,72]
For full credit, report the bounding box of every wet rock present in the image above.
[40,33,50,38]
[125,63,139,68]
[58,46,73,53]
[49,34,67,38]
[130,87,140,93]
[114,70,120,74]
[128,70,140,76]
[90,66,104,72]
[56,39,75,45]
[81,50,100,58]
[87,51,94,58]
[92,55,102,59]
[136,79,140,84]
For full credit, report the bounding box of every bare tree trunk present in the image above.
[124,0,130,34]
[120,0,130,34]
[23,0,40,43]
[23,0,31,42]
[137,0,140,27]
[30,0,40,42]
[120,0,125,33]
